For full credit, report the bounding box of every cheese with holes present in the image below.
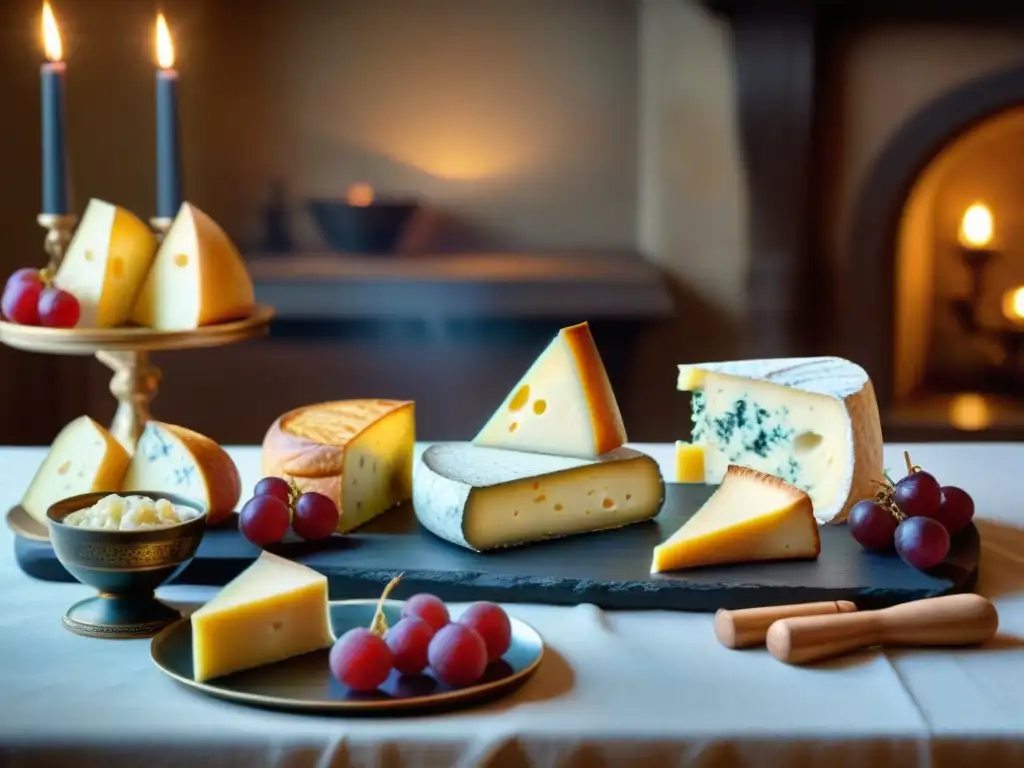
[675,441,704,483]
[414,442,664,551]
[473,321,627,458]
[130,202,255,331]
[679,357,883,524]
[262,400,415,533]
[652,465,820,572]
[53,199,158,328]
[121,421,242,525]
[21,416,131,527]
[190,550,334,682]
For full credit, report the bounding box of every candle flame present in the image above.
[959,203,993,249]
[347,183,374,207]
[155,13,175,69]
[41,2,62,63]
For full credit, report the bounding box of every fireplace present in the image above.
[702,0,1024,439]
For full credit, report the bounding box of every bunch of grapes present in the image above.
[328,582,513,693]
[1,268,80,328]
[848,451,974,572]
[239,476,340,545]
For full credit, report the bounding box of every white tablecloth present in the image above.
[2,443,1023,768]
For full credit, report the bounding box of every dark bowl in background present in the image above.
[308,198,420,254]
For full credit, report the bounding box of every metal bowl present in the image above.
[47,491,207,639]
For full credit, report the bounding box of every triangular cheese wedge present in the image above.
[130,202,255,330]
[53,199,158,328]
[121,421,242,525]
[651,465,820,573]
[677,357,883,524]
[473,321,627,458]
[21,416,131,526]
[190,551,335,682]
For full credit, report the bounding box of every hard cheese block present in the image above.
[262,399,415,533]
[651,465,820,573]
[121,421,242,525]
[678,357,883,524]
[474,321,627,459]
[414,442,664,552]
[675,441,704,483]
[190,550,335,683]
[53,198,158,328]
[130,202,255,331]
[21,416,131,527]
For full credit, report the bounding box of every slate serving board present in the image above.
[13,484,980,612]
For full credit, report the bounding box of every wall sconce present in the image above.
[957,203,997,309]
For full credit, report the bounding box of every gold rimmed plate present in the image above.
[6,505,49,542]
[151,599,544,715]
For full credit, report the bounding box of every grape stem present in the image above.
[286,478,303,522]
[904,451,922,475]
[369,573,404,638]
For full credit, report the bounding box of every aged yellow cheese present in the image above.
[414,442,665,551]
[121,421,242,526]
[262,400,415,533]
[651,465,820,573]
[190,551,335,683]
[473,322,627,459]
[674,441,704,483]
[53,199,158,328]
[130,202,255,331]
[21,416,131,526]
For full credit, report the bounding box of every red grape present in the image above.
[254,476,292,505]
[934,486,975,535]
[1,270,43,325]
[329,627,393,692]
[239,495,290,545]
[386,616,435,675]
[37,288,80,328]
[894,516,950,571]
[457,602,511,662]
[894,471,941,519]
[848,499,898,551]
[402,594,450,632]
[293,491,340,540]
[428,623,487,687]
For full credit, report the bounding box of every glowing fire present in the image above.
[155,13,175,70]
[346,183,374,207]
[959,203,993,249]
[41,2,62,63]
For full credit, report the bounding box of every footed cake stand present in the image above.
[3,216,274,542]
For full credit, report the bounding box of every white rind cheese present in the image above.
[677,357,883,525]
[413,442,665,552]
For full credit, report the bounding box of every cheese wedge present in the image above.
[262,400,415,533]
[675,441,704,483]
[678,357,883,524]
[21,416,131,527]
[130,202,255,331]
[190,551,334,682]
[473,321,627,459]
[121,421,242,525]
[53,199,158,328]
[414,442,664,551]
[651,465,820,573]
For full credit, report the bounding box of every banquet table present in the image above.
[2,442,1024,768]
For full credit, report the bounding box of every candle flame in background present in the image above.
[346,183,374,207]
[1001,286,1024,323]
[948,393,992,432]
[959,203,994,249]
[155,13,175,70]
[41,2,62,63]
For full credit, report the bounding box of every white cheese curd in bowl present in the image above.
[62,494,201,531]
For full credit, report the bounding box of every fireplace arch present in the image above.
[845,64,1024,417]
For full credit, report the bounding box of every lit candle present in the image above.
[154,13,181,220]
[958,203,994,250]
[40,2,69,215]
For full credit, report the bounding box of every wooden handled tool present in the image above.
[714,601,858,649]
[766,593,999,665]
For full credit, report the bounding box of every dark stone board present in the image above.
[13,484,980,612]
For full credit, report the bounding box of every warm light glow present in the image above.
[155,13,175,69]
[41,2,62,62]
[1001,286,1024,324]
[959,203,994,249]
[346,183,374,207]
[948,393,992,432]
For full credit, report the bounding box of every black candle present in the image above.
[40,3,69,215]
[155,14,181,220]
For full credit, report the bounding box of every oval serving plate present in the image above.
[151,599,544,715]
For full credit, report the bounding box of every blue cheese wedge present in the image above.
[413,443,665,551]
[677,357,883,524]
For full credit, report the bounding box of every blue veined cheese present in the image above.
[676,357,884,524]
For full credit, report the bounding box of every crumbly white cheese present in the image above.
[63,494,200,531]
